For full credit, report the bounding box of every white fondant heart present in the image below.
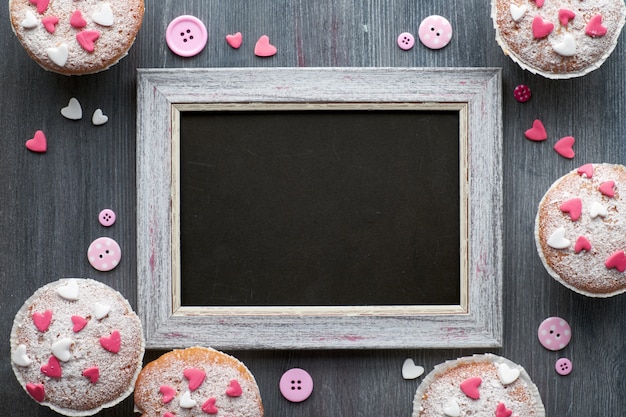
[590,201,608,218]
[92,109,109,126]
[61,98,83,120]
[56,279,80,300]
[179,391,197,409]
[51,338,73,362]
[510,4,527,22]
[93,302,111,319]
[553,34,576,57]
[21,11,39,29]
[92,4,114,27]
[12,344,33,367]
[497,362,520,385]
[402,358,425,379]
[547,227,570,249]
[442,398,461,417]
[46,44,69,67]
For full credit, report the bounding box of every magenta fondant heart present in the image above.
[70,10,87,28]
[558,9,575,26]
[100,330,121,353]
[202,397,219,414]
[496,402,513,417]
[554,136,575,159]
[76,30,100,52]
[25,130,47,153]
[71,315,88,332]
[574,236,591,254]
[254,35,277,57]
[532,16,554,38]
[160,385,176,403]
[460,377,481,399]
[26,383,45,402]
[577,164,594,178]
[42,16,58,33]
[524,119,547,141]
[599,181,615,198]
[29,0,49,14]
[532,0,544,7]
[41,355,62,378]
[586,14,607,37]
[32,310,52,332]
[226,379,242,397]
[184,368,206,391]
[559,198,582,221]
[606,250,626,272]
[82,366,100,383]
[226,32,243,49]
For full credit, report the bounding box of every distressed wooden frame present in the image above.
[136,67,502,349]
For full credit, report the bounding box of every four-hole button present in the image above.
[279,368,313,403]
[166,15,208,57]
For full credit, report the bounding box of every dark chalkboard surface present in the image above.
[179,109,461,307]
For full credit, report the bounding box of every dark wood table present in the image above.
[3,1,625,415]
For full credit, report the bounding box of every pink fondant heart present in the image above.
[226,32,243,49]
[76,30,100,52]
[460,377,481,399]
[586,14,607,37]
[532,16,554,39]
[70,10,87,28]
[202,397,219,414]
[606,250,626,272]
[25,130,47,153]
[41,355,62,378]
[577,163,594,178]
[71,315,88,332]
[524,119,547,141]
[160,385,176,404]
[496,402,513,417]
[82,366,99,383]
[532,0,544,7]
[100,330,121,353]
[29,0,49,14]
[164,413,176,417]
[599,181,616,198]
[558,9,575,26]
[226,379,242,397]
[254,35,277,57]
[32,310,52,332]
[42,16,59,33]
[559,198,582,221]
[26,383,45,402]
[574,236,591,254]
[554,136,575,159]
[184,368,206,391]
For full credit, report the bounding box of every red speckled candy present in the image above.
[513,84,531,102]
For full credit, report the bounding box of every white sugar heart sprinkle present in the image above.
[93,302,111,320]
[179,391,197,408]
[51,338,73,362]
[61,98,83,120]
[547,227,570,249]
[590,201,608,218]
[553,34,577,57]
[92,3,114,26]
[46,44,69,67]
[442,398,461,417]
[510,4,527,22]
[497,362,520,385]
[21,11,39,29]
[402,358,425,379]
[56,279,80,300]
[92,109,109,125]
[12,344,33,367]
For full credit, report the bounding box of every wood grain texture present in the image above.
[1,0,625,415]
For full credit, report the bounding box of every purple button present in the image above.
[538,317,571,351]
[166,15,208,57]
[418,15,453,49]
[87,237,121,272]
[279,368,313,402]
[555,358,572,375]
[98,209,116,227]
[397,32,415,50]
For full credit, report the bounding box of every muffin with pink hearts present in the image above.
[10,278,145,416]
[535,163,626,297]
[9,0,144,75]
[491,0,626,78]
[412,354,544,417]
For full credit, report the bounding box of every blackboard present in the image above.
[179,110,460,307]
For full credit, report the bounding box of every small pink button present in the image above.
[279,368,313,403]
[98,209,116,227]
[166,15,208,57]
[397,32,415,50]
[538,317,571,351]
[87,237,121,272]
[555,358,572,375]
[418,15,453,49]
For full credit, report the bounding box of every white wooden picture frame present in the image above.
[136,67,502,349]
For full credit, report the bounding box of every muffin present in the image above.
[10,278,145,416]
[412,354,544,417]
[491,0,626,78]
[9,0,144,75]
[535,163,626,297]
[134,346,264,417]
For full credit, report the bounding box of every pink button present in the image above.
[397,32,415,50]
[87,237,121,272]
[279,368,313,402]
[555,358,572,375]
[166,15,208,57]
[418,15,453,49]
[537,317,571,351]
[98,209,116,227]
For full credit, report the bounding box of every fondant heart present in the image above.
[21,11,38,29]
[589,201,607,218]
[254,35,277,57]
[61,98,82,120]
[92,109,108,125]
[442,398,460,417]
[554,136,575,159]
[70,10,87,28]
[559,198,582,221]
[509,4,527,22]
[100,330,121,353]
[184,368,206,391]
[93,302,111,320]
[606,250,626,272]
[574,236,591,254]
[202,397,219,414]
[532,15,554,39]
[599,181,615,198]
[524,119,547,141]
[25,130,47,153]
[164,413,176,417]
[586,14,607,37]
[26,383,45,402]
[553,34,576,57]
[497,363,520,385]
[402,358,425,379]
[82,366,100,383]
[226,32,243,49]
[226,379,242,397]
[532,0,544,7]
[558,9,575,26]
[160,385,177,404]
[41,355,62,378]
[71,315,88,332]
[76,30,100,52]
[179,391,197,409]
[32,310,52,332]
[496,402,513,417]
[42,16,58,33]
[51,337,73,362]
[460,377,481,399]
[12,344,33,367]
[56,279,79,300]
[577,163,594,178]
[92,4,114,27]
[547,227,570,249]
[47,43,68,67]
[29,0,49,14]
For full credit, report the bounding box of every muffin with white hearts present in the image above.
[10,278,145,416]
[9,0,144,75]
[134,346,264,417]
[491,0,626,78]
[412,354,545,417]
[535,163,626,297]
